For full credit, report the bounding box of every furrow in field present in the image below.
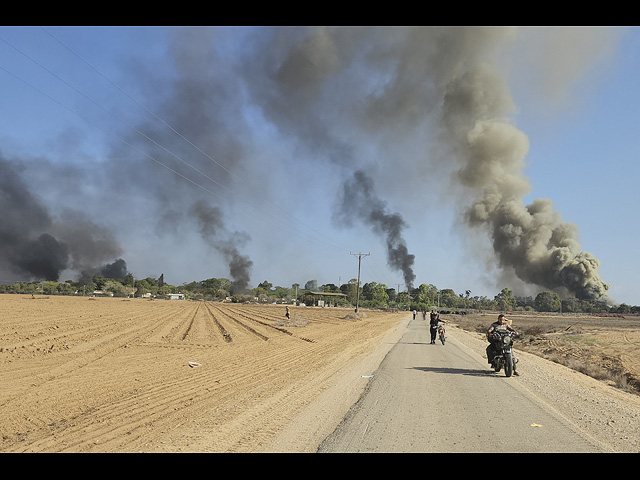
[6,334,325,452]
[1,296,405,452]
[205,302,270,342]
[0,304,190,427]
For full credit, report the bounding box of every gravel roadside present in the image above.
[451,325,640,453]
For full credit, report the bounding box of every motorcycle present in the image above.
[437,323,446,345]
[489,330,518,377]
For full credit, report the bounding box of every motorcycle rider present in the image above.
[486,314,519,375]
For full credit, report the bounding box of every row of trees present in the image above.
[1,275,638,314]
[0,274,180,298]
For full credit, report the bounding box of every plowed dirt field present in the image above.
[0,294,406,452]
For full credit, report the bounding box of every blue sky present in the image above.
[0,26,638,305]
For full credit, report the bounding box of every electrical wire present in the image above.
[0,29,354,255]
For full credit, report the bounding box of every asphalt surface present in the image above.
[318,317,608,453]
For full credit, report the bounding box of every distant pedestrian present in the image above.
[285,306,290,320]
[413,309,416,320]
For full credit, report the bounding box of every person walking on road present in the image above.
[429,310,444,344]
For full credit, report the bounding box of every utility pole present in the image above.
[350,251,370,313]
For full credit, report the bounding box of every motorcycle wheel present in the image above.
[439,333,445,345]
[492,360,501,372]
[504,352,513,377]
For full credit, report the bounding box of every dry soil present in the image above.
[0,295,406,452]
[2,295,639,452]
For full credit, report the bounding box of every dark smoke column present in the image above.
[440,63,609,300]
[0,156,126,284]
[334,170,416,290]
[191,200,253,293]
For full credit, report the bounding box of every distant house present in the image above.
[302,291,346,307]
[92,290,114,297]
[166,293,185,300]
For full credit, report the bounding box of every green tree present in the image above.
[104,279,127,297]
[92,275,106,290]
[340,279,359,305]
[253,286,268,298]
[615,303,631,314]
[362,282,389,307]
[534,291,561,312]
[476,296,497,310]
[414,283,438,307]
[135,279,152,297]
[59,281,77,295]
[273,286,292,301]
[40,281,60,295]
[439,288,459,309]
[561,297,580,313]
[78,282,96,296]
[494,288,516,312]
[386,288,397,304]
[322,283,340,293]
[396,291,411,309]
[157,284,172,297]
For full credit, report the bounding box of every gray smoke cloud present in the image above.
[238,27,418,288]
[238,26,611,300]
[0,26,617,301]
[0,155,126,283]
[103,27,255,288]
[439,55,610,300]
[333,170,416,290]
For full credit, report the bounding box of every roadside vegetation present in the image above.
[2,275,638,316]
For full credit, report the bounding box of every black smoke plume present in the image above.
[190,200,252,292]
[0,155,127,283]
[333,170,416,290]
[99,258,128,281]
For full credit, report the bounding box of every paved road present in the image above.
[318,317,608,453]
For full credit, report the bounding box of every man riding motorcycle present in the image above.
[486,314,519,375]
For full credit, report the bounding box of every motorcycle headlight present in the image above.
[502,336,511,346]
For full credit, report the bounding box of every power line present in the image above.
[0,29,351,254]
[38,27,352,252]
